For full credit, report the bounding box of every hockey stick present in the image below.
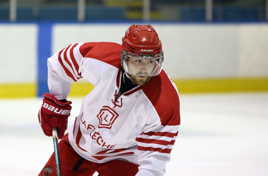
[52,128,62,176]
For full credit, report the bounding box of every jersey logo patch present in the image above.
[97,106,119,129]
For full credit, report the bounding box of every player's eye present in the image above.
[134,59,142,64]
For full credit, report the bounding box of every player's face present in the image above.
[126,56,156,85]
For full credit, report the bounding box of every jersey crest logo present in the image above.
[97,106,119,129]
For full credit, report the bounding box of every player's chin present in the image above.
[134,76,151,85]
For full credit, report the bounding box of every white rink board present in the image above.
[0,24,37,83]
[0,93,267,175]
[239,24,268,77]
[1,24,268,83]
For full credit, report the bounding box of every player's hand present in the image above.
[38,93,72,138]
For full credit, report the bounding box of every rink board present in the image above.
[1,23,268,98]
[1,78,268,98]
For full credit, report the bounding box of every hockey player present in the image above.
[38,24,180,176]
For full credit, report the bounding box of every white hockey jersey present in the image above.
[47,42,180,176]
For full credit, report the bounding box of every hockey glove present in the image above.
[38,93,72,139]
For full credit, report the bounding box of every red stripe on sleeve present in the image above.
[142,131,178,138]
[69,43,82,77]
[136,138,175,146]
[63,45,78,78]
[137,146,171,154]
[58,49,77,81]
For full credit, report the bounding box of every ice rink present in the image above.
[0,93,268,176]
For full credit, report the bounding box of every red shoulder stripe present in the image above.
[63,45,77,79]
[69,43,82,77]
[142,71,180,126]
[58,49,77,81]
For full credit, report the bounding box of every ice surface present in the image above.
[0,93,267,176]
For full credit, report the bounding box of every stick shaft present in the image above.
[52,129,61,176]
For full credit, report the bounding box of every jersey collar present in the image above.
[116,69,142,96]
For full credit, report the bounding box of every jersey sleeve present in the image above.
[47,42,118,99]
[135,122,179,176]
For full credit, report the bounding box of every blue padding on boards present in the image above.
[37,22,52,97]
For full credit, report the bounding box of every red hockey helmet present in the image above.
[121,24,164,77]
[122,24,162,55]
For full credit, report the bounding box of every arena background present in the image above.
[0,1,268,176]
[1,0,268,98]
